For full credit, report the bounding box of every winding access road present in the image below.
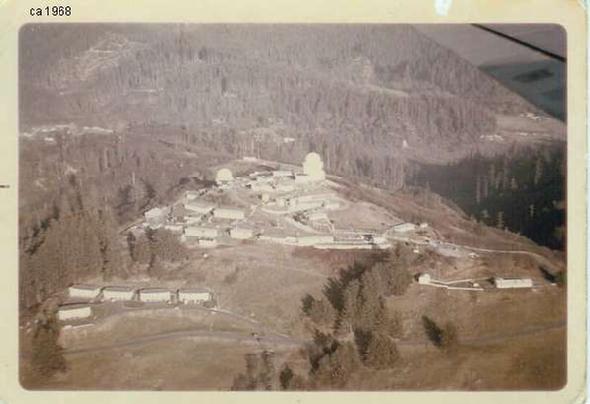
[64,329,303,357]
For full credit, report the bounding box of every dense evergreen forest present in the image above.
[20,24,541,169]
[408,145,565,250]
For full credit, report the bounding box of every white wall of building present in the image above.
[102,289,136,301]
[185,201,215,214]
[68,286,102,299]
[178,290,211,304]
[185,227,218,238]
[297,235,334,246]
[213,208,245,220]
[145,207,164,220]
[230,228,254,239]
[164,224,184,233]
[494,277,533,289]
[58,306,92,321]
[393,223,417,233]
[273,170,293,178]
[139,290,172,302]
[418,273,432,284]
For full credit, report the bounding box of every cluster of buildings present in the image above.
[138,153,404,251]
[140,153,336,248]
[143,187,248,247]
[416,273,534,291]
[57,284,214,322]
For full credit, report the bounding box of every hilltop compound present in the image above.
[132,153,406,250]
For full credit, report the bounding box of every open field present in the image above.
[348,327,565,390]
[23,339,296,390]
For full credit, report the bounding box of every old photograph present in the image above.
[18,23,566,390]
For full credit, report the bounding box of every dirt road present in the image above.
[64,329,304,356]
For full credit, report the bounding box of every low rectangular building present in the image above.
[178,288,212,304]
[288,201,323,212]
[186,215,203,225]
[297,235,335,246]
[230,227,254,239]
[275,183,295,193]
[250,183,275,193]
[68,284,102,299]
[164,224,184,233]
[145,207,169,228]
[185,226,218,239]
[58,304,92,321]
[294,174,313,184]
[213,208,245,220]
[308,211,329,222]
[139,288,173,303]
[273,170,293,178]
[494,277,533,289]
[102,286,136,301]
[185,201,215,215]
[392,223,417,233]
[185,190,201,201]
[295,193,334,203]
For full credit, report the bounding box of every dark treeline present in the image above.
[408,145,566,249]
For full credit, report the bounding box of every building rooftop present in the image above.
[232,225,254,231]
[140,288,171,294]
[215,206,244,212]
[103,286,136,292]
[70,284,102,290]
[179,287,211,293]
[171,204,189,217]
[186,200,215,208]
[58,303,92,311]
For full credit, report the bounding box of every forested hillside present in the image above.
[20,24,544,170]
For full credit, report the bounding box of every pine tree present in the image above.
[389,261,412,296]
[496,211,504,229]
[126,231,137,261]
[441,322,459,351]
[31,310,67,378]
[534,156,543,186]
[364,333,399,369]
[279,364,294,390]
